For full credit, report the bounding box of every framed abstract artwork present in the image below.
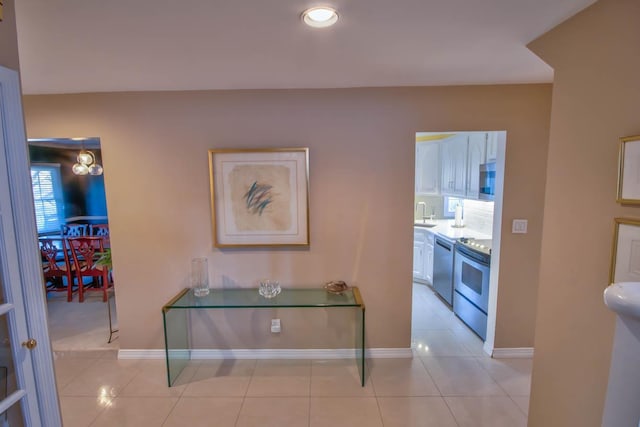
[617,135,640,204]
[208,148,309,247]
[610,217,640,284]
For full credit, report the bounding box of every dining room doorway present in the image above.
[28,137,118,350]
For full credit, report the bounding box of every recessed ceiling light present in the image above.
[302,7,338,28]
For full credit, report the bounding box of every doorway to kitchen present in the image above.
[411,131,506,356]
[29,137,118,351]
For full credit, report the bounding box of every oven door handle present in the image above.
[435,239,453,251]
[455,245,490,265]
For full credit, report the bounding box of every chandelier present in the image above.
[72,149,103,175]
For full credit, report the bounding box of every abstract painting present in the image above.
[209,148,309,247]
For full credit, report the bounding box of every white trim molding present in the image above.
[0,65,62,426]
[492,347,534,358]
[119,347,413,360]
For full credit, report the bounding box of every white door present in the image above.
[0,66,61,426]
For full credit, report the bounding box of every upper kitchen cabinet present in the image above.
[466,133,487,199]
[486,132,498,162]
[415,141,440,195]
[441,135,468,197]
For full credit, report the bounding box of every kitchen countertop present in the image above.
[414,219,492,241]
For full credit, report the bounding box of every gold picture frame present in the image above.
[609,217,640,284]
[208,148,310,247]
[616,135,640,204]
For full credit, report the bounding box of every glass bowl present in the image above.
[259,280,281,299]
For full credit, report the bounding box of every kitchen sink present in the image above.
[414,222,437,228]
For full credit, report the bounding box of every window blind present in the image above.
[30,165,64,233]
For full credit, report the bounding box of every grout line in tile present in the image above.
[440,396,462,427]
[159,396,181,427]
[508,394,530,417]
[416,356,444,397]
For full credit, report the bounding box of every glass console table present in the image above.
[162,287,366,387]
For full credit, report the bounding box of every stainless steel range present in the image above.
[453,237,492,340]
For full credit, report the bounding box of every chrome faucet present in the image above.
[416,202,427,222]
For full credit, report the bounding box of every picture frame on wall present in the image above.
[609,217,640,284]
[616,135,640,204]
[208,148,310,247]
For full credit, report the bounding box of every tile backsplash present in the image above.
[414,195,444,219]
[463,199,494,236]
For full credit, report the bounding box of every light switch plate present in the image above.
[512,219,528,234]
[271,319,281,333]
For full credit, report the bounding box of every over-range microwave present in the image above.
[479,162,496,201]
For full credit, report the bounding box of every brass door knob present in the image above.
[22,339,37,350]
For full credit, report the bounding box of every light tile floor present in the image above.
[47,292,119,351]
[54,283,531,426]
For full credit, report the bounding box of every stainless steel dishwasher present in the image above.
[433,235,455,306]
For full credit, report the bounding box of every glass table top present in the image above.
[163,287,363,310]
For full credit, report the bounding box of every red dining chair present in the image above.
[40,238,75,302]
[89,224,110,247]
[61,223,88,237]
[67,237,112,302]
[89,224,109,236]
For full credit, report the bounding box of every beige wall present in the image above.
[528,0,640,425]
[23,85,550,350]
[0,0,19,70]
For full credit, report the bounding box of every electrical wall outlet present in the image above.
[271,319,281,333]
[512,219,528,234]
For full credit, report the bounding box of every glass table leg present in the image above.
[163,306,189,387]
[355,306,366,387]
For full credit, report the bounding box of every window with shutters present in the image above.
[30,164,65,233]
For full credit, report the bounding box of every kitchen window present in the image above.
[444,197,463,218]
[31,164,64,233]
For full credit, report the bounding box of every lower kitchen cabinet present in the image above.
[413,227,435,285]
[424,230,434,284]
[413,229,426,280]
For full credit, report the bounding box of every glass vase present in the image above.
[191,257,210,297]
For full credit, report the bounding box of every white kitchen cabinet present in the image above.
[424,230,435,284]
[466,133,487,199]
[415,141,440,195]
[486,132,498,162]
[413,227,435,284]
[440,135,468,197]
[413,229,426,280]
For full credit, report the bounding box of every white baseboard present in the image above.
[367,348,413,358]
[118,348,413,360]
[118,349,166,359]
[491,347,534,358]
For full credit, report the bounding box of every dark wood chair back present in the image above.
[90,224,109,237]
[67,237,112,302]
[39,238,74,301]
[61,223,88,237]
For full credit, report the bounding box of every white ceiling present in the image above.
[14,0,595,95]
